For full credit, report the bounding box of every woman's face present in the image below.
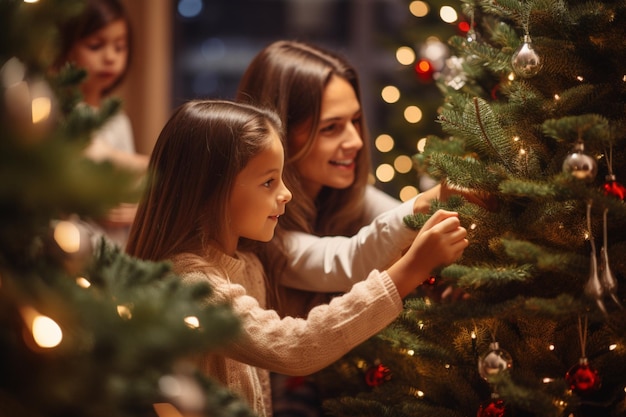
[291,75,363,199]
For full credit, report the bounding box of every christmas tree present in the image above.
[0,1,253,416]
[316,0,626,416]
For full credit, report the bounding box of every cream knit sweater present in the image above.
[172,247,403,417]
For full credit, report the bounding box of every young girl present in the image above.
[56,0,148,247]
[236,40,479,415]
[125,99,468,417]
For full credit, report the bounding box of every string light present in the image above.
[184,316,200,329]
[396,46,416,65]
[375,134,394,152]
[21,306,63,348]
[404,105,423,123]
[53,220,82,253]
[394,155,413,173]
[375,164,395,183]
[399,185,418,201]
[381,85,401,103]
[409,1,429,17]
[439,6,458,23]
[76,277,91,288]
[117,304,133,320]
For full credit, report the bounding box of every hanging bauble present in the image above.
[565,357,601,395]
[477,397,507,417]
[364,363,391,387]
[478,342,513,381]
[562,142,597,181]
[603,175,626,200]
[511,34,542,78]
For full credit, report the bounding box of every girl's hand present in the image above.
[413,181,497,214]
[387,210,468,298]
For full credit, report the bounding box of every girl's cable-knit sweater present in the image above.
[171,247,403,417]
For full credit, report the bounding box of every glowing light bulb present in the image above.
[32,315,62,348]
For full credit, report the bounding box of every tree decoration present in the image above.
[511,5,542,78]
[478,341,513,381]
[364,363,391,387]
[599,208,622,309]
[477,394,507,417]
[564,316,601,395]
[602,145,625,200]
[562,141,597,181]
[603,176,626,200]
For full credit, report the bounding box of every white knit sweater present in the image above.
[171,247,403,417]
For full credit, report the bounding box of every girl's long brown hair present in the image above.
[126,100,282,262]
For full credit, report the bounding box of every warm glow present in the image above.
[394,155,413,173]
[53,221,81,253]
[439,6,458,23]
[381,85,401,103]
[409,1,429,17]
[507,72,516,81]
[404,105,423,123]
[396,46,416,65]
[375,134,394,152]
[399,186,418,201]
[470,223,477,230]
[153,403,184,417]
[549,344,555,350]
[76,277,91,288]
[184,316,200,329]
[543,377,555,383]
[609,344,617,351]
[416,137,428,152]
[32,315,63,348]
[406,349,415,356]
[117,305,133,320]
[31,96,51,123]
[375,164,395,183]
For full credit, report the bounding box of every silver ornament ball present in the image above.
[511,35,542,78]
[478,342,513,381]
[562,151,597,181]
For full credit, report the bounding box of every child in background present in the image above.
[56,0,148,248]
[125,99,468,417]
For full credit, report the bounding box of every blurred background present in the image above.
[120,0,468,199]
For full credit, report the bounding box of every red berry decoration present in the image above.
[603,177,626,200]
[477,397,507,417]
[565,358,601,394]
[364,363,391,387]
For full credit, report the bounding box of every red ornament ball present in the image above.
[565,358,601,394]
[603,179,626,200]
[477,398,507,417]
[364,363,391,387]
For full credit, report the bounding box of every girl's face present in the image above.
[67,18,129,106]
[291,74,363,199]
[227,130,292,254]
